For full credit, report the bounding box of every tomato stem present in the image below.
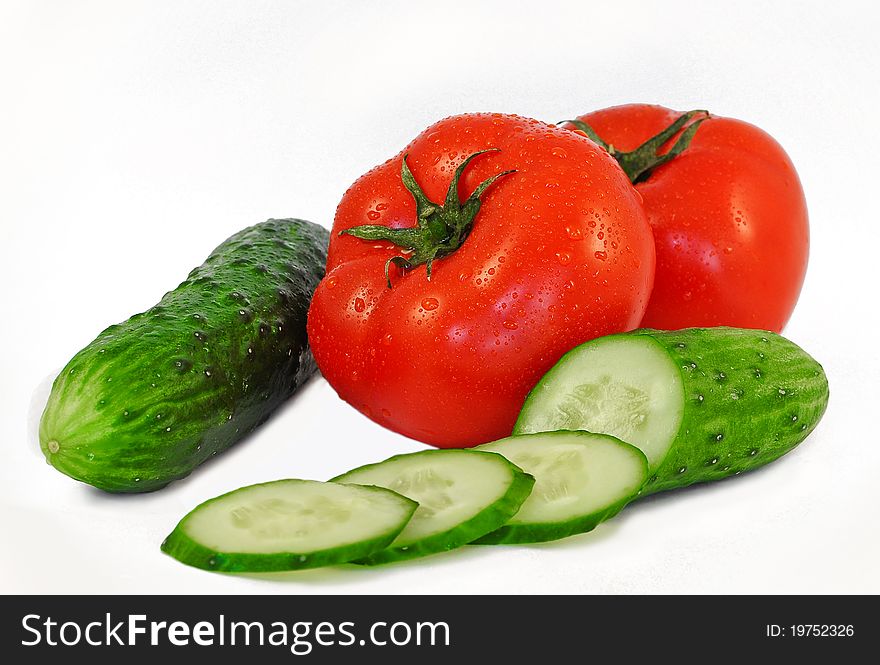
[563,110,709,184]
[340,150,515,287]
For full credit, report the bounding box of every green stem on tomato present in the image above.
[563,110,710,184]
[340,149,515,288]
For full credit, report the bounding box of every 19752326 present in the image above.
[766,625,855,638]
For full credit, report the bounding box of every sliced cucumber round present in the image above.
[161,479,417,572]
[515,334,683,471]
[331,450,534,565]
[473,431,648,544]
[514,327,829,494]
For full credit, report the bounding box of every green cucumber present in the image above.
[514,327,829,494]
[473,431,648,544]
[331,450,534,564]
[40,219,329,493]
[161,479,418,572]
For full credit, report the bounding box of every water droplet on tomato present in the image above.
[367,211,380,221]
[376,202,388,211]
[556,251,571,265]
[724,246,734,254]
[421,297,439,311]
[551,147,567,159]
[565,225,582,240]
[594,251,607,261]
[381,333,393,346]
[354,297,366,312]
[326,276,338,289]
[503,321,518,330]
[381,408,392,418]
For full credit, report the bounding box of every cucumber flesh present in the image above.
[473,432,648,544]
[331,450,534,564]
[161,479,417,572]
[514,335,683,470]
[515,328,829,494]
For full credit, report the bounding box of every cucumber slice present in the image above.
[331,450,534,565]
[515,334,683,471]
[515,327,829,494]
[161,479,417,572]
[473,432,648,544]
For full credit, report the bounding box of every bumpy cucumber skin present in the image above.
[472,432,649,545]
[515,327,828,495]
[160,480,418,572]
[331,450,535,565]
[632,328,829,494]
[40,219,329,493]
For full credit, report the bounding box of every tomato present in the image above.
[307,113,654,447]
[565,104,808,332]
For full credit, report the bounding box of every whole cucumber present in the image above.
[515,327,829,494]
[40,219,329,492]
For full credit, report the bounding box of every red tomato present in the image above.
[566,104,808,332]
[307,113,654,447]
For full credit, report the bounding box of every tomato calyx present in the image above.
[340,149,515,287]
[564,110,710,184]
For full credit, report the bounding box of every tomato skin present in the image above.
[571,104,808,332]
[308,113,654,447]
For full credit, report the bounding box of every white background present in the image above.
[2,0,878,594]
